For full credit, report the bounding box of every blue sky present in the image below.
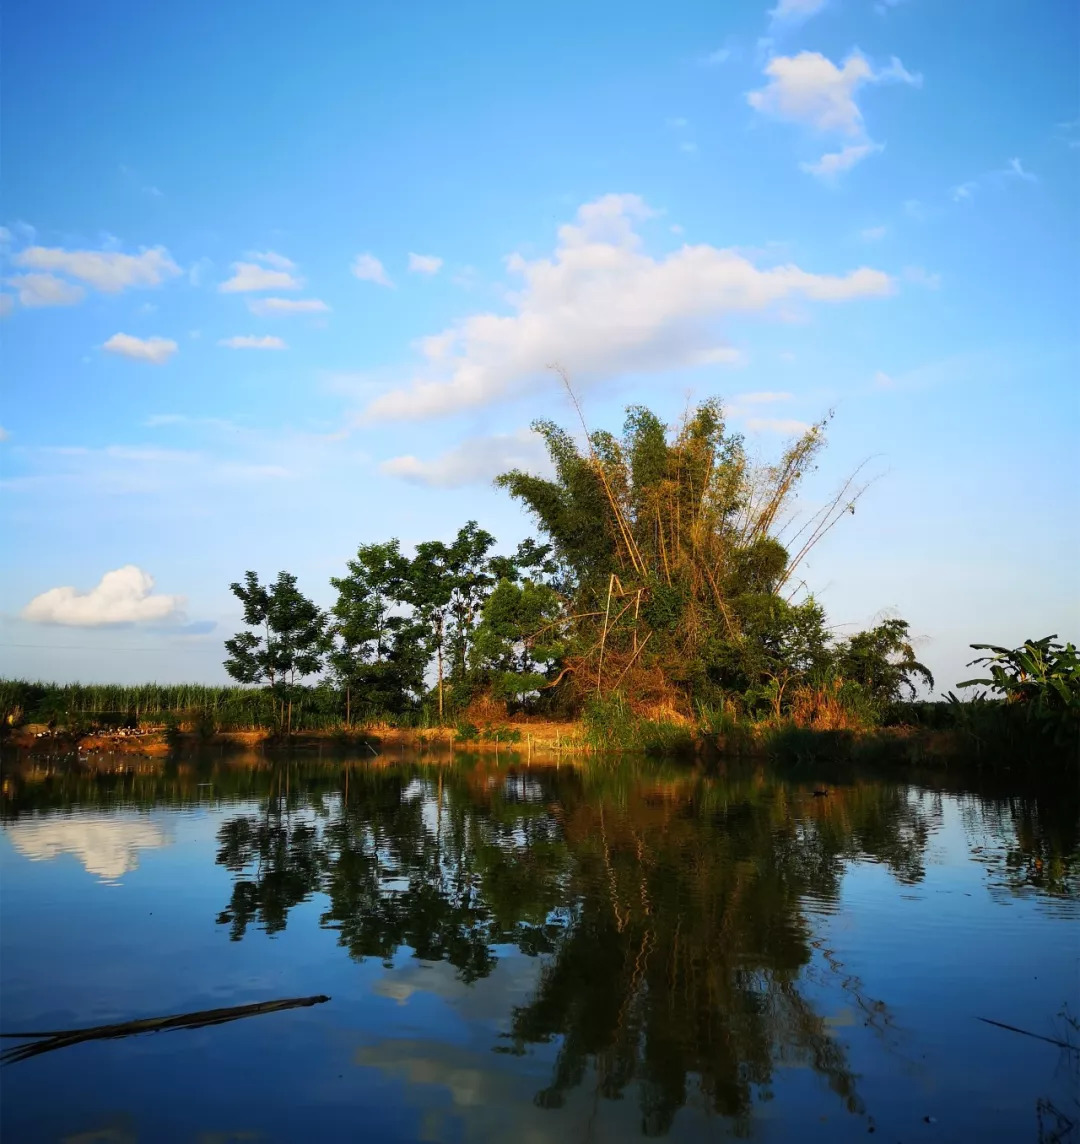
[2,0,1077,690]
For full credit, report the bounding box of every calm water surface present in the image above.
[1,752,1077,1143]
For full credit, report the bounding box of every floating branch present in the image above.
[1,994,331,1065]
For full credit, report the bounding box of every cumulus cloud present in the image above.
[4,273,85,307]
[380,429,553,488]
[22,565,185,626]
[352,253,393,287]
[247,297,330,317]
[769,0,827,26]
[364,193,892,421]
[749,50,920,135]
[103,333,179,364]
[748,50,919,176]
[219,261,302,293]
[801,141,883,178]
[219,335,287,350]
[408,253,443,275]
[13,245,181,292]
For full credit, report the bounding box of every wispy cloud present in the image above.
[408,253,443,275]
[351,253,393,287]
[247,297,330,317]
[801,141,883,178]
[859,225,888,241]
[903,266,941,290]
[381,429,552,488]
[768,0,827,27]
[1005,157,1037,182]
[219,335,287,350]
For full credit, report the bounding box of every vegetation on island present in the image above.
[1,395,1076,757]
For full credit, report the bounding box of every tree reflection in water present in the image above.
[3,753,1074,1136]
[209,760,942,1134]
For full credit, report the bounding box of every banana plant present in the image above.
[958,635,1080,743]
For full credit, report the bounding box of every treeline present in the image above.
[3,397,1075,746]
[208,398,943,733]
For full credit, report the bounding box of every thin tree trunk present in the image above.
[345,684,351,729]
[437,640,444,722]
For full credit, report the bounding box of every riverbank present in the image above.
[1,717,1028,770]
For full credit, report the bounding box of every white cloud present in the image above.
[873,370,895,388]
[1005,157,1037,182]
[248,296,330,317]
[680,140,699,155]
[860,225,888,241]
[245,250,295,270]
[769,0,827,25]
[219,261,302,293]
[22,565,185,627]
[748,50,920,137]
[4,273,85,307]
[6,815,173,882]
[352,253,393,287]
[0,226,12,245]
[0,294,12,318]
[704,47,732,65]
[0,425,10,441]
[103,333,179,364]
[408,253,443,275]
[381,429,553,488]
[801,141,883,178]
[13,245,180,293]
[364,194,892,421]
[219,335,287,350]
[746,417,812,434]
[903,265,941,289]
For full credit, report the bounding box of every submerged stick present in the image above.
[1,994,330,1064]
[976,1016,1077,1052]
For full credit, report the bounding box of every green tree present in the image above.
[329,540,415,722]
[833,618,933,707]
[224,571,328,733]
[472,578,564,709]
[444,521,498,684]
[405,539,455,721]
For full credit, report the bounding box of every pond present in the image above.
[1,751,1077,1143]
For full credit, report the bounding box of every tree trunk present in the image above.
[345,684,351,729]
[437,641,444,723]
